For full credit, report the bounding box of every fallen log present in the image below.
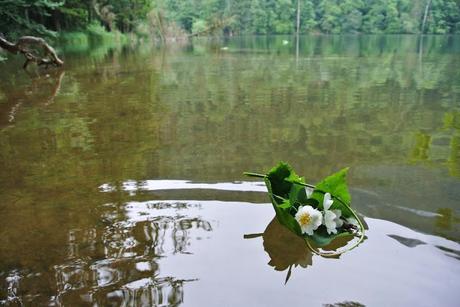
[0,35,64,69]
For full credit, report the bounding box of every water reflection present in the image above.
[261,218,313,272]
[0,70,64,128]
[436,245,460,261]
[323,302,366,307]
[247,216,361,281]
[1,201,212,305]
[0,35,459,305]
[387,234,427,248]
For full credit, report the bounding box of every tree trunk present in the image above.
[53,11,61,32]
[87,3,92,23]
[25,9,30,24]
[296,0,301,36]
[421,0,432,34]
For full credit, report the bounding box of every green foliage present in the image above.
[255,162,360,247]
[60,31,89,45]
[315,168,351,206]
[153,0,460,35]
[0,0,151,39]
[86,22,126,43]
[266,162,302,201]
[192,19,208,34]
[1,0,459,38]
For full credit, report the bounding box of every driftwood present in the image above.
[0,35,64,69]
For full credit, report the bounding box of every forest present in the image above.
[1,0,460,40]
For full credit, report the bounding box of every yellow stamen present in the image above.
[299,213,311,226]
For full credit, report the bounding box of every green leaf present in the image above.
[310,167,354,218]
[288,182,307,207]
[266,162,304,204]
[264,167,302,237]
[315,167,351,204]
[273,203,302,236]
[307,227,354,247]
[278,200,291,210]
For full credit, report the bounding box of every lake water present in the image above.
[0,35,459,306]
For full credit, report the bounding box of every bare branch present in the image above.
[0,35,64,69]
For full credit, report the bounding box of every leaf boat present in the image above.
[245,162,366,257]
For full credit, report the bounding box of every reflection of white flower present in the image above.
[322,193,343,234]
[295,205,322,235]
[305,186,314,199]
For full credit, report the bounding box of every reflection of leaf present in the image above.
[263,218,312,272]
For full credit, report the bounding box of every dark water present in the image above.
[0,35,459,306]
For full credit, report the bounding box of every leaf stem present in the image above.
[243,172,266,178]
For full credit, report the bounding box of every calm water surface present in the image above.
[0,35,459,306]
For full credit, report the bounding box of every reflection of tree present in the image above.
[2,201,210,305]
[94,277,189,306]
[148,35,460,182]
[0,35,459,304]
[435,208,460,242]
[0,70,64,128]
[409,111,460,178]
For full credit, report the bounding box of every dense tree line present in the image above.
[158,0,460,35]
[0,0,459,38]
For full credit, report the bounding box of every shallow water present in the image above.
[0,35,459,306]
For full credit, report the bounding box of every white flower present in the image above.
[295,205,322,235]
[305,186,314,199]
[322,193,343,234]
[333,210,343,228]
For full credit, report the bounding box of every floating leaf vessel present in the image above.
[245,162,366,257]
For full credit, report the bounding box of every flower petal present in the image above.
[295,205,323,235]
[332,209,342,219]
[305,187,314,199]
[323,193,334,210]
[324,210,336,226]
[333,209,344,228]
[323,210,337,234]
[312,213,323,228]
